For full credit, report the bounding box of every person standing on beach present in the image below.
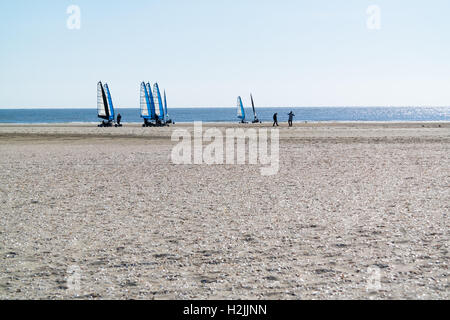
[116,113,122,126]
[288,111,295,127]
[273,113,279,127]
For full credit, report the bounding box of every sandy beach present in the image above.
[0,122,448,300]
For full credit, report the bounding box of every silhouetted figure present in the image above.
[273,113,279,127]
[288,111,295,127]
[116,113,122,126]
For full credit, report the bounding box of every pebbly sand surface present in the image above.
[0,122,448,300]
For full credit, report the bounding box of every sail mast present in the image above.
[251,94,256,119]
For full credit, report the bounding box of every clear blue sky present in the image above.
[0,0,449,108]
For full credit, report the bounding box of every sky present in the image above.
[0,0,449,108]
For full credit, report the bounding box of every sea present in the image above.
[0,107,448,124]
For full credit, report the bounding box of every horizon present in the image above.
[1,1,450,108]
[0,105,449,110]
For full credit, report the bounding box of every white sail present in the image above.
[146,83,152,101]
[140,82,149,117]
[97,81,108,118]
[153,83,163,119]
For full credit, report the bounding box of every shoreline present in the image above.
[0,121,449,129]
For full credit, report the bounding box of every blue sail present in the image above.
[103,83,115,121]
[153,83,165,122]
[164,90,169,122]
[146,82,156,120]
[237,96,245,121]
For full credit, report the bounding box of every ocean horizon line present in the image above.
[1,106,449,110]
